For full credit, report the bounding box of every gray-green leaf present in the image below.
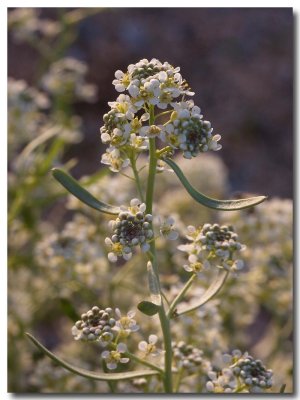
[176,270,229,316]
[164,158,267,211]
[138,301,160,316]
[147,261,161,306]
[52,168,120,215]
[25,333,158,381]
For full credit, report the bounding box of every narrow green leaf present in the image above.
[137,301,160,316]
[279,384,286,393]
[164,158,267,211]
[176,270,229,316]
[147,261,161,306]
[25,333,158,381]
[52,168,120,215]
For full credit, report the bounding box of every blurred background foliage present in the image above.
[7,7,293,393]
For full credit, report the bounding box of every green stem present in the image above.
[167,274,197,319]
[125,351,164,375]
[145,105,173,393]
[130,155,144,202]
[174,367,184,393]
[154,110,172,121]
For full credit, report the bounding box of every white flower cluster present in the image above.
[112,58,194,107]
[178,223,245,275]
[105,199,153,262]
[42,57,97,103]
[161,101,221,159]
[206,350,273,393]
[72,306,139,370]
[8,78,50,154]
[100,58,221,171]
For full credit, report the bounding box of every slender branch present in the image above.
[130,155,145,202]
[154,110,172,121]
[125,351,164,375]
[167,273,197,319]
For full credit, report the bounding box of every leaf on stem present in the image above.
[164,158,267,211]
[147,261,162,306]
[52,168,120,214]
[137,301,160,316]
[176,270,229,316]
[25,333,158,381]
[279,384,286,393]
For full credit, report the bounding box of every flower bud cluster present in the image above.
[72,306,116,345]
[206,350,273,393]
[172,341,203,372]
[105,199,153,262]
[178,223,245,274]
[230,351,273,390]
[162,101,221,159]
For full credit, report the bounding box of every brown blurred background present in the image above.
[8,7,293,198]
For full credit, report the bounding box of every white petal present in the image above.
[167,230,179,241]
[138,341,148,351]
[115,308,121,318]
[101,133,111,143]
[234,259,244,270]
[107,362,117,370]
[105,237,113,246]
[123,252,132,261]
[108,252,117,262]
[149,334,158,344]
[115,70,124,79]
[117,342,127,352]
[188,254,198,263]
[120,357,130,364]
[127,310,136,318]
[183,265,193,272]
[139,203,146,213]
[128,85,140,97]
[141,242,150,252]
[158,71,168,82]
[115,84,125,92]
[130,198,140,207]
[101,351,110,359]
[141,112,150,121]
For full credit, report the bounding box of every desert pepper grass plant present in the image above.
[26,58,282,394]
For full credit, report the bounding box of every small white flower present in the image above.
[159,216,179,241]
[138,334,162,357]
[101,147,130,173]
[101,343,129,370]
[105,237,132,263]
[114,308,139,335]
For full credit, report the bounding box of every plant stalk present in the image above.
[145,105,173,393]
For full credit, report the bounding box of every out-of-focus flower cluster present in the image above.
[42,58,97,103]
[8,8,61,42]
[100,59,221,172]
